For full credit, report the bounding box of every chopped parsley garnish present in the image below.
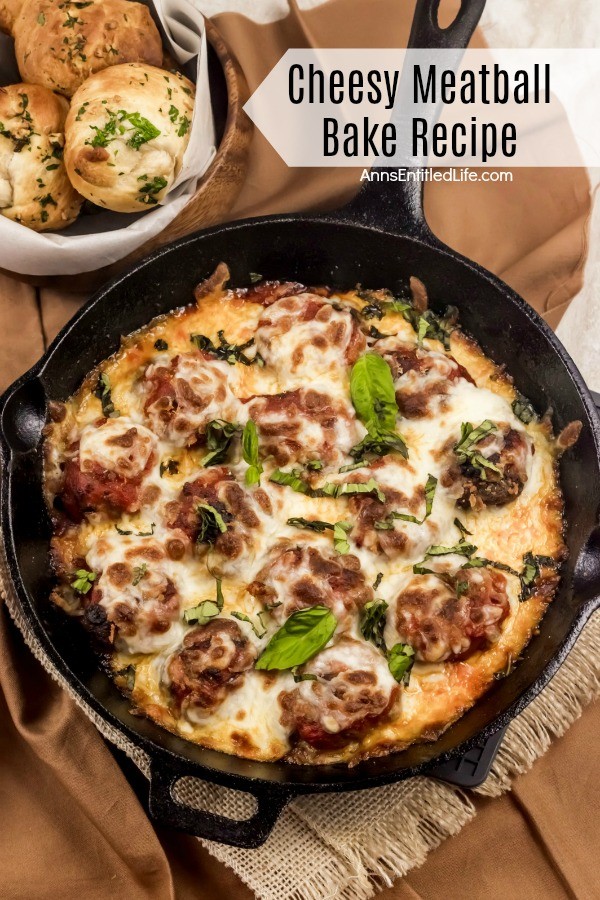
[137,175,167,205]
[190,331,264,367]
[87,109,160,151]
[71,569,96,594]
[93,372,119,417]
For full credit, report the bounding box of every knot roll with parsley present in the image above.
[64,62,194,213]
[0,83,82,231]
[10,0,163,97]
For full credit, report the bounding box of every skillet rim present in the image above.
[2,210,600,798]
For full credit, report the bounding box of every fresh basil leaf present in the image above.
[231,611,266,638]
[71,569,96,594]
[196,503,229,545]
[202,419,241,467]
[287,517,332,533]
[333,521,352,554]
[132,563,147,586]
[255,606,337,671]
[191,331,264,367]
[306,459,323,471]
[512,397,535,424]
[242,420,263,485]
[349,354,408,461]
[160,458,179,477]
[388,643,415,685]
[350,353,398,435]
[360,599,388,652]
[249,272,262,283]
[455,420,497,455]
[93,372,119,418]
[416,316,429,347]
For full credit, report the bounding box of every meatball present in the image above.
[445,424,532,509]
[165,467,272,572]
[248,545,372,630]
[167,619,257,714]
[255,293,366,379]
[245,387,361,468]
[86,539,181,654]
[142,352,241,447]
[392,570,510,663]
[280,638,398,748]
[59,418,157,520]
[377,338,473,418]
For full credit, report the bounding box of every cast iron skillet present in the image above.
[2,0,600,848]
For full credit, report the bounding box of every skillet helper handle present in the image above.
[148,760,291,848]
[338,0,487,236]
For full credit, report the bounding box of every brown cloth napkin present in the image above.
[0,1,595,898]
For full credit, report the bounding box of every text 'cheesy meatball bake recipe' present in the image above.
[43,264,579,765]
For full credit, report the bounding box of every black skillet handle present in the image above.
[335,0,487,237]
[148,759,292,848]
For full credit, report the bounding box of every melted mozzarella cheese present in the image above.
[79,418,157,478]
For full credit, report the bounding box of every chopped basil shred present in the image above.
[388,643,415,685]
[93,372,119,417]
[375,474,437,528]
[115,522,155,537]
[255,606,337,671]
[184,578,224,625]
[231,611,266,638]
[512,397,536,424]
[360,599,388,652]
[71,569,96,594]
[190,331,264,367]
[131,563,147,586]
[454,421,501,480]
[287,518,332,533]
[160,458,179,477]
[242,420,263,485]
[196,502,229,545]
[202,420,241,467]
[270,469,385,503]
[333,521,352,554]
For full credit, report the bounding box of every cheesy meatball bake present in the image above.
[43,265,576,765]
